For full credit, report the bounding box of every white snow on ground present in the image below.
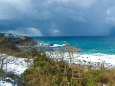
[0,81,13,86]
[0,54,33,76]
[0,77,17,86]
[77,54,115,65]
[47,52,115,69]
[0,53,33,86]
[0,52,114,86]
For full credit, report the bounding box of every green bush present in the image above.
[21,69,31,79]
[21,50,115,86]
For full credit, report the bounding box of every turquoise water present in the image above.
[32,36,115,55]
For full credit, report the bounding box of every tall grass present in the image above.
[21,44,115,86]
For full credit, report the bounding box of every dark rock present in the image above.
[0,33,36,57]
[3,33,36,46]
[50,44,54,46]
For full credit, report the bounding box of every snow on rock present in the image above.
[0,77,17,86]
[4,33,26,40]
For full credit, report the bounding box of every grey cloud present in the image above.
[0,0,115,36]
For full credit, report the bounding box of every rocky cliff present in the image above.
[0,33,36,57]
[3,33,36,46]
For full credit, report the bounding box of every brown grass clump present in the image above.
[21,50,115,86]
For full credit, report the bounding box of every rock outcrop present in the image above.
[0,33,20,53]
[3,33,36,46]
[0,33,36,57]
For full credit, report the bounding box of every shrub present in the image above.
[21,50,115,86]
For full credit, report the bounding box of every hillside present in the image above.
[0,33,37,57]
[0,34,20,54]
[1,33,36,46]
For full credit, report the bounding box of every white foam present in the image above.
[35,43,49,47]
[36,43,65,48]
[51,44,65,47]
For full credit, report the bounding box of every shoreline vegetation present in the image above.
[21,50,115,86]
[0,33,115,86]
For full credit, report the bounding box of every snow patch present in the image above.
[47,52,115,69]
[0,54,33,76]
[0,53,33,86]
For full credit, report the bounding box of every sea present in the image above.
[32,36,115,66]
[32,36,115,55]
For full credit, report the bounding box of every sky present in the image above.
[0,0,115,36]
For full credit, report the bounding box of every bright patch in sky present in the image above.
[8,28,42,36]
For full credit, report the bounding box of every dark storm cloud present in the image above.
[0,0,115,36]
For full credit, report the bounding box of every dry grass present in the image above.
[21,50,115,86]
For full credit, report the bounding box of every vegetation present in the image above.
[0,34,20,55]
[21,50,115,86]
[0,33,115,86]
[0,34,37,58]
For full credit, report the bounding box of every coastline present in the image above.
[1,34,115,85]
[35,42,115,68]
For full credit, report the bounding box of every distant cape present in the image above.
[0,33,36,46]
[0,33,36,57]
